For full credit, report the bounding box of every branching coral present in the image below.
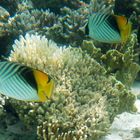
[15,0,33,12]
[0,6,10,37]
[5,9,57,37]
[0,5,58,56]
[6,33,135,140]
[44,7,89,47]
[0,1,88,53]
[31,0,87,13]
[60,7,88,46]
[0,0,18,16]
[89,0,115,14]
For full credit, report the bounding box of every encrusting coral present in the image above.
[101,34,140,87]
[5,33,135,140]
[81,33,140,88]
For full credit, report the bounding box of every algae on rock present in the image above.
[6,33,136,140]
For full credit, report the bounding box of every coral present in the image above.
[81,35,140,88]
[0,5,57,56]
[31,0,87,13]
[89,0,115,14]
[0,6,11,57]
[0,0,33,15]
[0,1,88,55]
[16,0,33,12]
[101,34,140,87]
[81,40,102,61]
[60,7,88,46]
[132,127,140,138]
[81,34,140,88]
[0,6,10,37]
[7,33,135,140]
[0,6,9,22]
[0,0,18,16]
[5,9,58,38]
[0,95,6,119]
[44,7,88,47]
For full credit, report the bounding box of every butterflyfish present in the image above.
[0,61,54,102]
[86,12,132,44]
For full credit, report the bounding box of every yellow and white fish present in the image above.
[0,61,54,102]
[86,8,132,44]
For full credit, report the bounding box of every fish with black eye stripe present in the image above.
[0,60,54,102]
[86,10,132,44]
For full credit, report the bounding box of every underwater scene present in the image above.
[0,0,140,140]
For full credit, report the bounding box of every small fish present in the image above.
[0,61,54,102]
[86,12,132,44]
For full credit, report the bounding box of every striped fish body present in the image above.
[0,61,54,102]
[87,12,131,44]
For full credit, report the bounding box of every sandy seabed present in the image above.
[101,81,140,140]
